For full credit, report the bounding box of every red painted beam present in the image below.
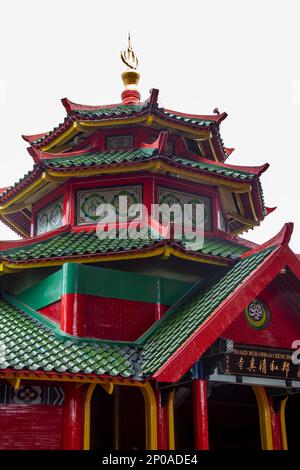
[193,379,209,450]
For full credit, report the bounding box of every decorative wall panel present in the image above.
[36,198,63,235]
[157,186,211,231]
[77,185,142,225]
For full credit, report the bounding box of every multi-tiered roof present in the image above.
[0,38,298,386]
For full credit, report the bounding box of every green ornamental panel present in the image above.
[157,186,211,231]
[36,198,63,235]
[77,185,142,224]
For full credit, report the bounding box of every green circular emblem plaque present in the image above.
[81,193,107,221]
[245,300,270,329]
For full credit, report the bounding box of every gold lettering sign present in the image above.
[218,344,300,381]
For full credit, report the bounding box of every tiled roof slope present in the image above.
[0,297,140,377]
[0,230,249,263]
[25,98,221,148]
[43,149,258,181]
[141,246,275,375]
[0,245,275,379]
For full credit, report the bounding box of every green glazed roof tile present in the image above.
[161,110,214,127]
[43,149,256,181]
[73,103,147,119]
[0,297,141,377]
[0,229,249,263]
[0,246,275,378]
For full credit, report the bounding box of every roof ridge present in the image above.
[241,223,294,258]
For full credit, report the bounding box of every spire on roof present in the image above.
[120,33,141,104]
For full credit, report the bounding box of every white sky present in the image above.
[0,0,299,251]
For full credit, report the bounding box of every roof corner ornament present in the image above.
[120,33,141,105]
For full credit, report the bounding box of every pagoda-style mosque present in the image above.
[0,37,299,450]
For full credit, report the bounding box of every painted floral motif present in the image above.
[157,187,211,231]
[13,386,42,404]
[0,384,65,405]
[77,186,142,225]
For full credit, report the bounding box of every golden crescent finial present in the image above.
[121,32,138,70]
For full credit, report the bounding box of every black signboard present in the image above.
[218,344,300,381]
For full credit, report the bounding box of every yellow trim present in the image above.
[279,397,288,450]
[0,371,157,450]
[145,115,154,126]
[161,247,171,260]
[253,386,273,450]
[208,136,218,162]
[83,383,96,450]
[0,173,48,212]
[78,116,148,130]
[82,381,156,450]
[0,202,31,215]
[41,122,80,152]
[7,377,21,390]
[235,193,245,216]
[0,370,145,386]
[100,382,114,394]
[167,390,175,450]
[47,162,251,192]
[3,246,166,270]
[2,244,229,272]
[168,247,227,266]
[152,116,210,138]
[141,382,158,450]
[41,113,212,152]
[48,162,153,179]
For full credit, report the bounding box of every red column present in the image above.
[156,389,168,450]
[62,384,83,450]
[268,396,282,450]
[61,263,84,336]
[193,379,209,450]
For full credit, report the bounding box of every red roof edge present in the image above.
[22,132,48,144]
[265,206,277,215]
[0,187,10,194]
[61,90,155,114]
[241,223,294,259]
[141,130,168,153]
[225,147,235,156]
[162,107,228,124]
[153,243,291,382]
[61,97,126,113]
[0,224,71,251]
[28,141,97,162]
[197,157,269,176]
